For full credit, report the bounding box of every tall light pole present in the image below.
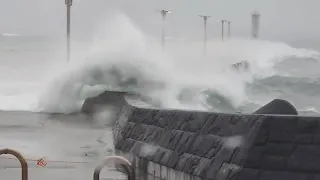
[199,15,210,55]
[227,21,231,38]
[218,20,227,42]
[65,0,73,62]
[252,11,260,39]
[160,10,171,52]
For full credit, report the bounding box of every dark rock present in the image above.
[253,99,298,115]
[81,90,128,114]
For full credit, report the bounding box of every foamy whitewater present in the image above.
[0,12,320,115]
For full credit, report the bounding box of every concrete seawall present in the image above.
[83,91,320,180]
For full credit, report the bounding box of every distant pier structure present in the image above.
[251,11,260,39]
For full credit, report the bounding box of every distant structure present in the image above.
[227,21,231,38]
[251,11,260,39]
[159,10,171,52]
[218,20,228,42]
[65,0,73,62]
[199,15,210,55]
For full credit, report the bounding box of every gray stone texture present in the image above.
[97,92,320,180]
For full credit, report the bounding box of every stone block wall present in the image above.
[114,105,320,180]
[114,105,264,180]
[82,91,320,180]
[241,116,320,180]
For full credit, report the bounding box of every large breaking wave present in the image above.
[0,12,319,114]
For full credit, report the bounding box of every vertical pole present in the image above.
[65,0,72,62]
[161,11,166,52]
[228,22,231,38]
[200,15,210,55]
[252,11,260,39]
[251,14,254,38]
[252,13,256,39]
[204,17,207,55]
[160,10,170,52]
[221,21,224,42]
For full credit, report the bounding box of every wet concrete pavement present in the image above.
[0,111,126,180]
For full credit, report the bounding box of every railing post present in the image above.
[93,156,135,180]
[0,148,28,180]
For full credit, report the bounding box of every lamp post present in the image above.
[218,20,227,42]
[252,11,260,39]
[160,10,171,52]
[65,0,73,62]
[227,21,231,38]
[199,15,210,55]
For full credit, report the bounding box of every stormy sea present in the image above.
[1,13,320,179]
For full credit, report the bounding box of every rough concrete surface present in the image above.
[86,91,320,180]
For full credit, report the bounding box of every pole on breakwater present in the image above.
[227,20,231,38]
[160,10,171,52]
[218,20,227,42]
[65,0,73,62]
[199,15,210,55]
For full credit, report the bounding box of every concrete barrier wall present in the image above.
[242,116,320,180]
[83,91,320,180]
[114,105,320,180]
[113,105,264,180]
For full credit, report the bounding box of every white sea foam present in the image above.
[0,11,318,113]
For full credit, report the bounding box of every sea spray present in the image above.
[0,11,318,113]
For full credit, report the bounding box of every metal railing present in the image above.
[0,148,133,180]
[0,148,28,180]
[94,156,135,180]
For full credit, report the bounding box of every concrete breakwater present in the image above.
[82,91,320,180]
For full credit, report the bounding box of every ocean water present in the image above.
[1,12,320,179]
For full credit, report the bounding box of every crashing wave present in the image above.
[0,12,319,114]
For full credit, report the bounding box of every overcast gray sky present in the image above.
[0,0,319,42]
